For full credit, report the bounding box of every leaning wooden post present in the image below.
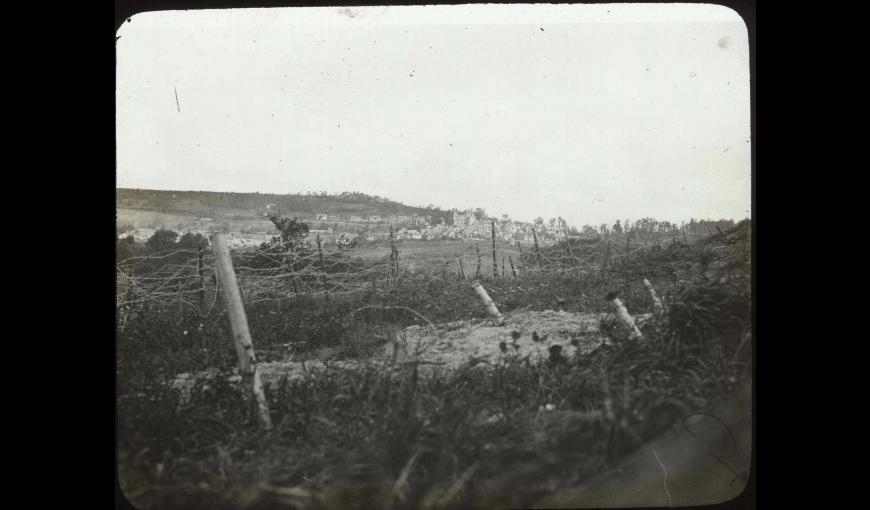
[532,228,543,271]
[517,241,527,275]
[643,278,664,319]
[606,291,643,341]
[491,221,498,279]
[471,280,505,326]
[458,258,467,280]
[509,255,517,277]
[564,228,575,268]
[211,234,273,430]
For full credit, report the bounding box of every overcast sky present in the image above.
[116,4,751,227]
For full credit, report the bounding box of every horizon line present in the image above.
[116,186,751,227]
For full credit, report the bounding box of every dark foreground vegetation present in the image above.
[117,222,752,510]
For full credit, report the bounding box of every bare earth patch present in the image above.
[171,309,653,395]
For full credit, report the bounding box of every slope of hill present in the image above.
[116,188,450,231]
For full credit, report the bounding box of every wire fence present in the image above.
[116,232,702,325]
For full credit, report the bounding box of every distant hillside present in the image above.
[116,188,451,231]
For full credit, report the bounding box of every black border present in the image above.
[112,2,758,509]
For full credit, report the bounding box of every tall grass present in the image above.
[118,224,752,509]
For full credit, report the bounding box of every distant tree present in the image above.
[145,229,178,253]
[613,219,622,234]
[177,232,209,250]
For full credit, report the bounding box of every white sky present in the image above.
[116,4,751,227]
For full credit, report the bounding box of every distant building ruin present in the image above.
[452,209,478,226]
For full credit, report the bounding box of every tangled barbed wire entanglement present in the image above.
[115,232,705,323]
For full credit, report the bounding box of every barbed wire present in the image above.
[116,234,702,317]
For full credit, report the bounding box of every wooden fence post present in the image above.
[289,251,298,294]
[475,243,481,279]
[211,234,272,430]
[517,241,527,275]
[458,258,467,280]
[532,228,543,271]
[389,226,395,277]
[509,255,517,277]
[390,225,400,279]
[471,280,505,326]
[491,221,498,279]
[565,228,575,268]
[606,291,643,341]
[643,278,664,319]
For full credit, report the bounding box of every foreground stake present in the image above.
[643,278,664,319]
[471,280,505,326]
[607,291,643,341]
[212,233,273,430]
[517,241,527,275]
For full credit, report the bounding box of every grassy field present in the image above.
[117,223,752,509]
